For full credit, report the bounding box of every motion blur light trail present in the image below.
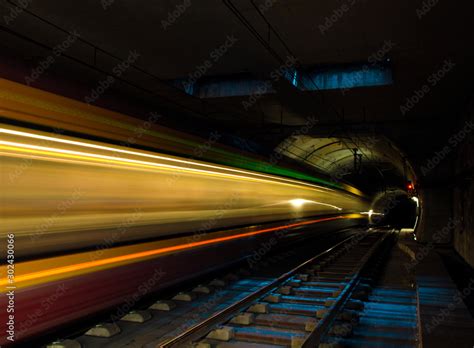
[0,78,358,191]
[0,127,334,191]
[288,198,343,210]
[1,124,367,258]
[0,215,360,291]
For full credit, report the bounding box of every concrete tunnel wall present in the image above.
[453,98,474,267]
[415,96,474,267]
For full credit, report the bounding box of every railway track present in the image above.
[161,229,417,348]
[46,228,421,348]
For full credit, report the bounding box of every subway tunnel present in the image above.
[0,0,474,347]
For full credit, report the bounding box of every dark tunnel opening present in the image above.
[370,191,419,229]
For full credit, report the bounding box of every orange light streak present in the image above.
[0,216,347,287]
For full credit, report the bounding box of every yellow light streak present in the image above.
[289,198,343,210]
[1,141,331,191]
[0,127,333,192]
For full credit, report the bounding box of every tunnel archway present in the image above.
[369,189,419,229]
[274,133,421,229]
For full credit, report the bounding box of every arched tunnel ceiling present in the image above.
[275,134,416,187]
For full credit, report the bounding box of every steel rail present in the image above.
[302,231,389,347]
